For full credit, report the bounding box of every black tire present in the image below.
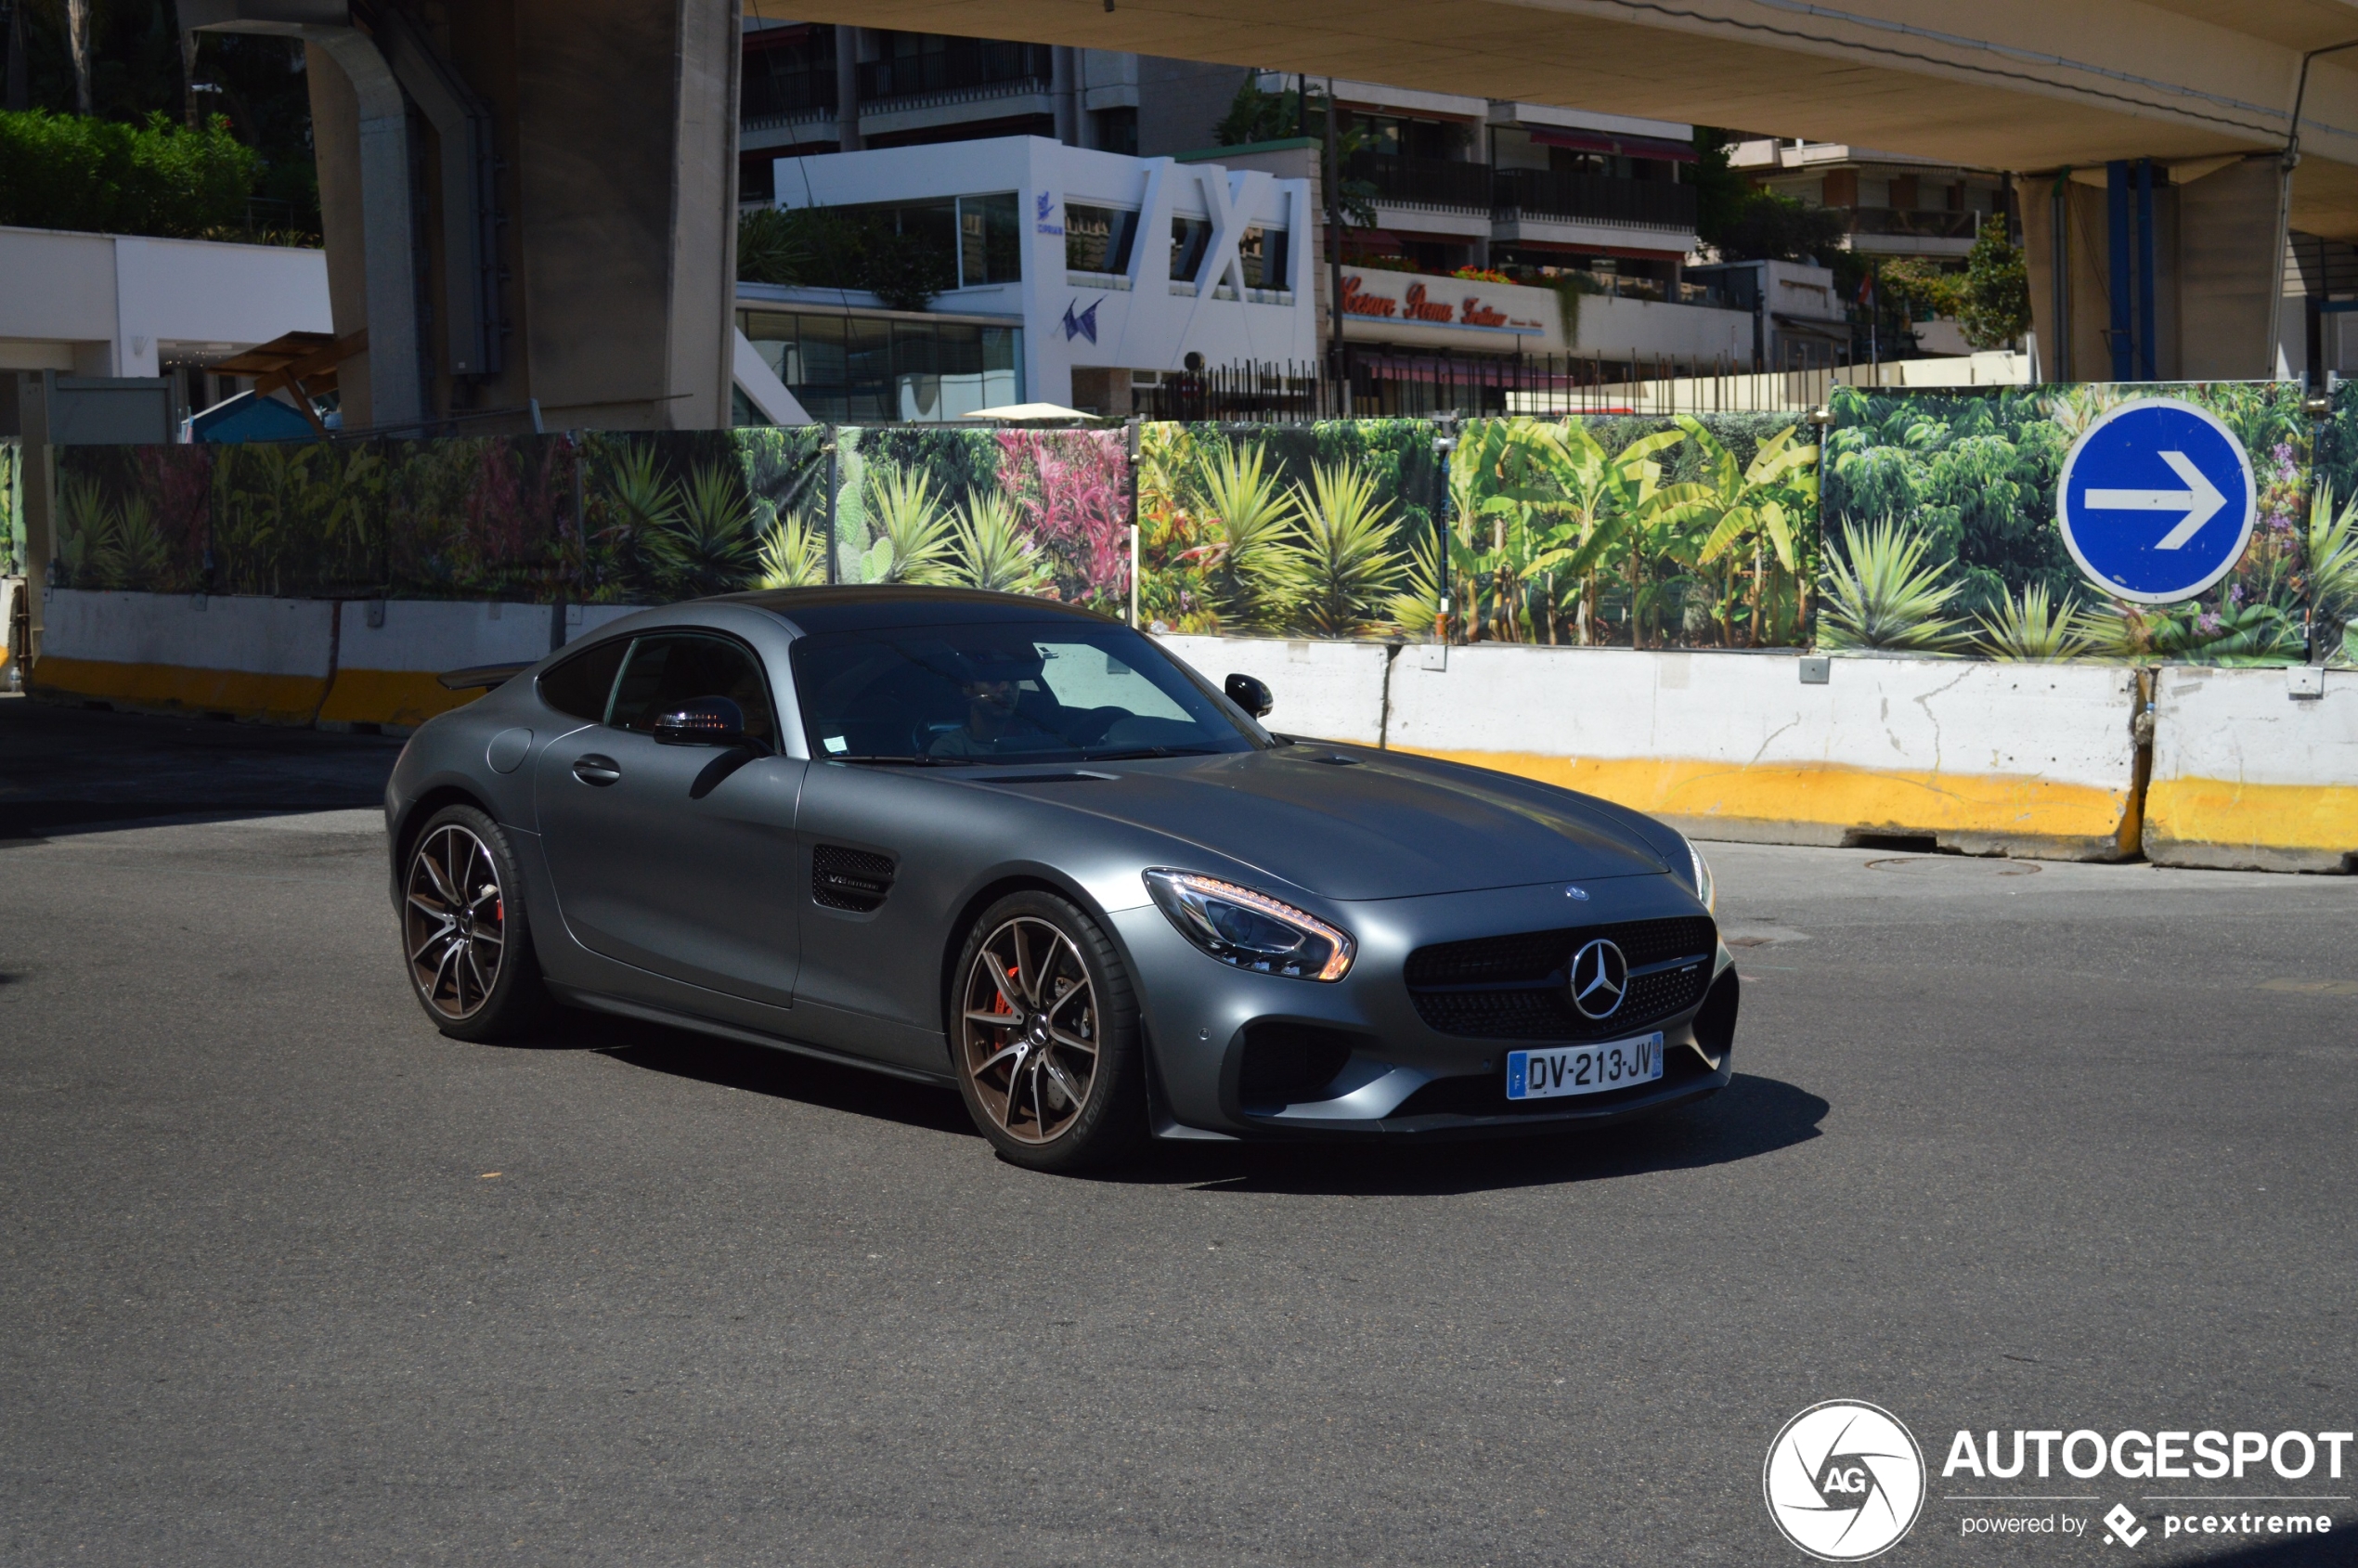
[398,803,550,1042]
[949,890,1147,1173]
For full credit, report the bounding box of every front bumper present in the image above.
[1113,872,1736,1140]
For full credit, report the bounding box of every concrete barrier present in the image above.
[32,590,650,729]
[33,589,336,724]
[1155,634,1393,745]
[2145,666,2358,872]
[1198,638,2145,859]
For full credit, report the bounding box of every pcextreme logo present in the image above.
[1764,1401,1928,1561]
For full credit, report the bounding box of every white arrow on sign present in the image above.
[2083,449,2227,550]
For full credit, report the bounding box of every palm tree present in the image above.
[855,466,957,585]
[951,489,1049,594]
[2308,482,2358,663]
[643,460,759,598]
[1191,439,1297,631]
[1286,460,1406,638]
[1818,518,1969,653]
[1974,582,2092,660]
[755,510,829,589]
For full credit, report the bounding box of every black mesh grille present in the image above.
[811,845,895,912]
[1405,915,1715,1041]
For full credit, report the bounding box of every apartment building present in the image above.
[1728,138,2003,263]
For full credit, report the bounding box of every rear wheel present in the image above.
[401,804,548,1041]
[951,891,1146,1172]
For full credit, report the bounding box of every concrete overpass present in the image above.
[187,0,2358,430]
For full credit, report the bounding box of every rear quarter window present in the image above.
[538,638,629,723]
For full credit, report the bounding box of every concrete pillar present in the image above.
[835,25,861,152]
[511,0,739,430]
[304,36,378,425]
[1053,46,1078,146]
[2024,170,2184,383]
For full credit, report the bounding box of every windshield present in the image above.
[789,620,1263,764]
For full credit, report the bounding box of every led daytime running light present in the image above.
[1144,870,1355,982]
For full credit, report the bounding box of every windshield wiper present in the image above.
[1080,745,1219,761]
[824,754,955,766]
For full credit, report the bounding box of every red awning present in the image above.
[1528,127,1697,163]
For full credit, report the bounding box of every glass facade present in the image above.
[1065,204,1138,275]
[739,309,1022,423]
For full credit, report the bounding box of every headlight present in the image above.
[1144,870,1355,981]
[1683,837,1717,913]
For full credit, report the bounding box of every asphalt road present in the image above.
[2,694,2354,1567]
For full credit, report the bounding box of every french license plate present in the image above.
[1506,1033,1665,1101]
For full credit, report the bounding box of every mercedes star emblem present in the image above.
[1568,938,1628,1019]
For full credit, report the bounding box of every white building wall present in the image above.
[775,136,1316,403]
[0,227,330,378]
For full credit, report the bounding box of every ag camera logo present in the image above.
[1765,1401,1926,1561]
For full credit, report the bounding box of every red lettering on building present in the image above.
[1340,274,1397,317]
[1401,282,1454,322]
[1459,298,1508,328]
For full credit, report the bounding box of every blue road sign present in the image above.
[2056,397,2256,604]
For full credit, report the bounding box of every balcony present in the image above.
[1492,170,1696,231]
[1844,206,1981,240]
[857,42,1054,104]
[742,63,837,125]
[1345,151,1494,214]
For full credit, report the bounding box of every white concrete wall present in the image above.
[1572,292,1755,362]
[43,589,333,676]
[0,227,330,378]
[1155,634,1391,745]
[2146,666,2358,871]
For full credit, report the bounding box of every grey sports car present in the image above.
[385,587,1737,1170]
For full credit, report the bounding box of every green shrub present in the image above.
[0,110,259,238]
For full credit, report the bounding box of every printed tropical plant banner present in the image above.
[2307,382,2358,668]
[1137,420,1440,637]
[1821,383,2313,664]
[824,427,1131,617]
[1445,414,1820,648]
[2,440,24,577]
[577,428,829,604]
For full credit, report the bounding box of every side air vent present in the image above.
[811,845,895,912]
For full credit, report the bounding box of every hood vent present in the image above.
[812,845,895,912]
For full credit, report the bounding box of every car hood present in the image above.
[974,745,1673,901]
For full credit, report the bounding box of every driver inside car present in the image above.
[926,646,1065,758]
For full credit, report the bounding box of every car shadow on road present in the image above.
[1115,1072,1828,1197]
[526,1007,978,1139]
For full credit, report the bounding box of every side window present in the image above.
[606,633,778,745]
[538,637,629,723]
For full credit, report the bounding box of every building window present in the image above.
[959,192,1020,286]
[739,309,1022,423]
[1067,203,1139,275]
[1237,224,1289,291]
[830,193,1021,290]
[1092,108,1138,157]
[1171,214,1212,283]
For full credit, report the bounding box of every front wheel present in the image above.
[400,804,549,1042]
[950,891,1147,1172]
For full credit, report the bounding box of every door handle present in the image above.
[572,754,622,786]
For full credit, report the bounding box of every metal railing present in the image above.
[1493,169,1696,230]
[857,42,1054,102]
[1141,352,1839,422]
[1345,151,1494,213]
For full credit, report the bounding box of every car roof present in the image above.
[713,585,1122,635]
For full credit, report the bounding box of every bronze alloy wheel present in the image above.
[958,915,1101,1145]
[404,822,507,1021]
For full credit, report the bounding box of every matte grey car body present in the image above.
[383,587,1738,1144]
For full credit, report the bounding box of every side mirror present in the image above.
[654,695,750,747]
[1224,672,1274,719]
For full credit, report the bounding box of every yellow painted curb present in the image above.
[31,656,328,725]
[2145,777,2358,865]
[1403,748,2132,850]
[317,667,484,729]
